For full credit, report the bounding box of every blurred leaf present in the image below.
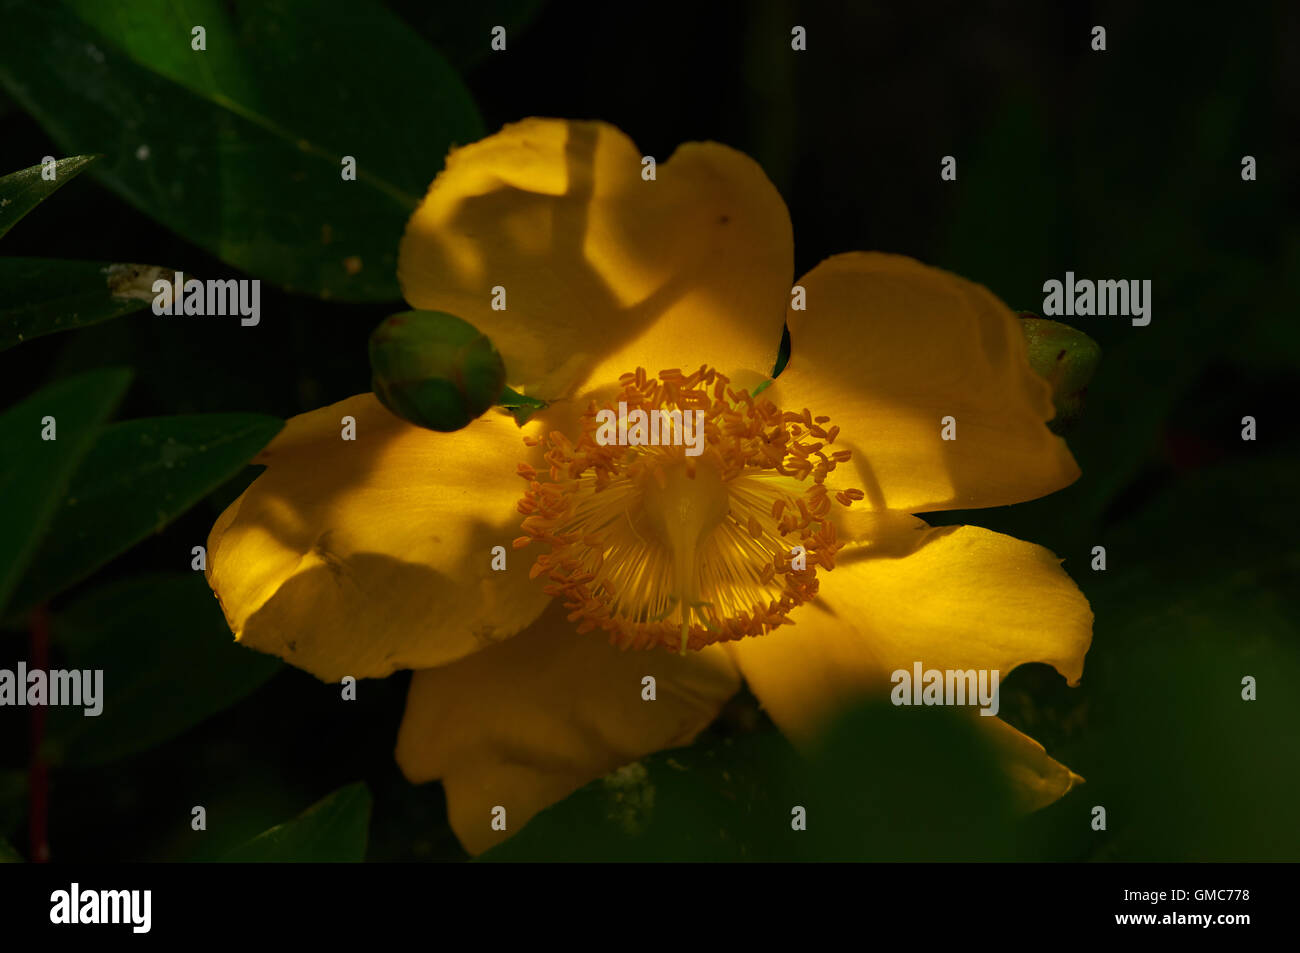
[45,572,281,766]
[483,702,1022,862]
[0,154,97,239]
[0,0,482,300]
[174,780,312,863]
[8,413,283,613]
[0,837,21,862]
[365,768,467,863]
[0,259,158,352]
[0,367,131,614]
[801,703,1023,862]
[219,782,371,862]
[1083,567,1300,861]
[1073,456,1300,861]
[479,730,798,862]
[1091,456,1298,598]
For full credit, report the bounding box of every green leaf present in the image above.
[0,367,131,614]
[0,0,483,301]
[0,838,21,863]
[0,258,159,352]
[1064,456,1300,861]
[220,782,371,862]
[498,385,547,425]
[7,412,283,613]
[479,731,800,862]
[1082,566,1300,861]
[0,154,97,239]
[45,572,281,766]
[482,702,1020,862]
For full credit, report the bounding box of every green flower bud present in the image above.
[369,310,506,432]
[1018,315,1101,430]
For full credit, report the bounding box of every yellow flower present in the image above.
[206,118,1092,855]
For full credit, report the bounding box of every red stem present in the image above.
[28,605,50,863]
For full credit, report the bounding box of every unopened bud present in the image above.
[369,310,506,432]
[1019,315,1100,430]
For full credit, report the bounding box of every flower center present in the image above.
[513,366,864,652]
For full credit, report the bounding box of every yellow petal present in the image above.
[980,715,1085,811]
[206,394,550,682]
[395,601,740,855]
[769,252,1080,513]
[398,118,792,401]
[728,523,1092,743]
[727,522,1089,811]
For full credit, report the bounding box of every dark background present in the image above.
[1,0,1297,861]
